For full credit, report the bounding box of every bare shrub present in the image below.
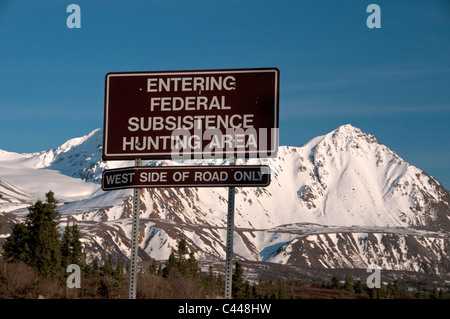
[0,261,37,298]
[136,268,205,299]
[136,273,164,299]
[78,275,102,299]
[36,276,65,299]
[165,268,205,299]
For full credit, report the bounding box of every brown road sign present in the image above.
[103,68,279,160]
[101,165,271,190]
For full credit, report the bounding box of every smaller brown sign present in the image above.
[101,165,271,190]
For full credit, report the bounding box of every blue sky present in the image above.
[0,0,449,188]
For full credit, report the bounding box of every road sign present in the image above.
[101,165,271,190]
[103,68,279,160]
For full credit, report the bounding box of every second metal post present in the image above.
[224,150,236,299]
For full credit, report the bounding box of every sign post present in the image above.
[224,151,236,299]
[224,184,235,299]
[128,158,141,299]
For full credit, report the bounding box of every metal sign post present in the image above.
[224,152,236,299]
[224,184,235,299]
[129,158,141,299]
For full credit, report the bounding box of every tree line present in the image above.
[320,274,450,299]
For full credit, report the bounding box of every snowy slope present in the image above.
[1,125,449,278]
[0,129,127,202]
[0,150,99,202]
[0,177,35,214]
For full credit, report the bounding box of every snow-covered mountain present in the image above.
[1,125,449,281]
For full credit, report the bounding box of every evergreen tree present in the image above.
[355,280,363,294]
[430,285,439,299]
[3,193,62,277]
[125,260,130,275]
[70,224,83,263]
[162,239,200,280]
[148,260,158,275]
[113,261,125,281]
[393,280,401,297]
[26,199,61,276]
[87,257,101,277]
[370,288,380,299]
[176,239,189,262]
[61,223,83,268]
[386,283,393,298]
[3,223,30,263]
[343,275,354,293]
[276,279,288,299]
[203,266,217,296]
[232,262,245,298]
[185,251,200,279]
[216,273,224,292]
[114,261,126,298]
[102,254,113,277]
[415,283,423,299]
[331,274,340,290]
[31,204,61,275]
[157,263,163,276]
[243,280,253,298]
[61,225,71,266]
[176,239,189,276]
[162,252,177,278]
[46,190,57,204]
[98,278,110,298]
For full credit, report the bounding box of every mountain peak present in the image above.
[55,128,102,155]
[332,124,364,140]
[41,128,105,182]
[331,124,379,145]
[334,123,359,132]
